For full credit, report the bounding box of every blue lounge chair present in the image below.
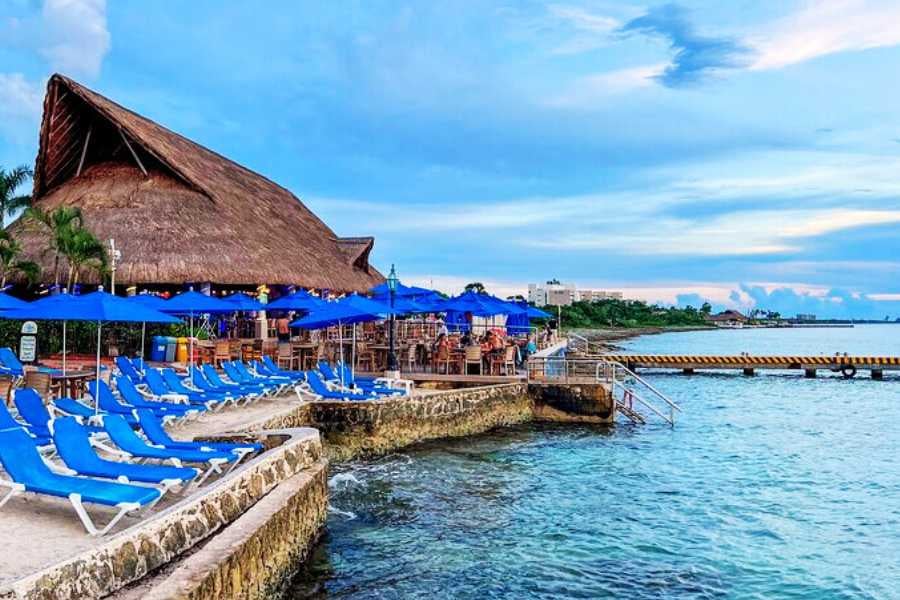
[235,360,292,386]
[12,388,54,439]
[226,361,288,392]
[337,363,410,396]
[135,409,261,460]
[52,417,198,492]
[161,368,227,408]
[93,379,193,421]
[100,415,236,484]
[0,427,162,536]
[258,356,305,381]
[221,362,278,393]
[117,374,202,417]
[0,398,51,446]
[143,369,215,411]
[115,356,144,383]
[0,347,25,376]
[190,369,251,404]
[304,370,372,401]
[320,362,400,396]
[201,364,268,396]
[52,396,138,426]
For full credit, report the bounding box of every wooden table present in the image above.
[50,369,93,399]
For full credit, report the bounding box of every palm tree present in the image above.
[0,230,40,288]
[24,206,85,287]
[0,165,33,223]
[61,227,108,288]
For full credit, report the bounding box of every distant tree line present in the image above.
[537,298,711,329]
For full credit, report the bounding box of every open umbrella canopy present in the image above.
[370,294,426,314]
[0,293,28,311]
[267,289,327,311]
[223,292,265,311]
[340,294,396,316]
[290,301,383,329]
[440,291,513,317]
[525,305,552,319]
[2,290,179,323]
[162,290,234,314]
[369,281,435,298]
[128,293,170,310]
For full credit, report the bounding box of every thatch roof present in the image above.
[8,74,383,291]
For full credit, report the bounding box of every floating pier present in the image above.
[603,354,900,379]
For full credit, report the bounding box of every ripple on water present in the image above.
[288,326,900,599]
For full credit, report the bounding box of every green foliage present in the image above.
[0,165,33,220]
[536,299,709,329]
[464,282,486,294]
[0,230,40,287]
[24,205,108,288]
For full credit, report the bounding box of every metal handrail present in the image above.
[597,361,681,413]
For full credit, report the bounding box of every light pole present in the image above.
[108,239,121,294]
[387,264,398,374]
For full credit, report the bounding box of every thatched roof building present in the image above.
[9,74,382,292]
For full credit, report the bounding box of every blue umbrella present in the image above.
[162,290,235,373]
[267,289,327,312]
[340,294,396,316]
[292,300,384,387]
[525,305,551,319]
[0,292,28,311]
[6,292,78,374]
[3,291,178,407]
[223,292,265,311]
[369,281,436,298]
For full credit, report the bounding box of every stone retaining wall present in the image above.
[255,384,534,462]
[1,428,323,600]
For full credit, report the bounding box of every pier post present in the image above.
[742,368,755,376]
[682,368,694,375]
[872,369,884,380]
[804,368,816,378]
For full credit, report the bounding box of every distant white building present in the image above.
[528,282,576,306]
[528,282,624,306]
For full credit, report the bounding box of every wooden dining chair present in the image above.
[464,346,482,375]
[402,344,417,373]
[434,346,451,375]
[214,340,230,367]
[503,344,517,375]
[277,343,296,370]
[356,341,374,372]
[0,376,12,406]
[228,339,242,360]
[24,370,53,399]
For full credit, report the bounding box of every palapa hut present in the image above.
[8,74,382,292]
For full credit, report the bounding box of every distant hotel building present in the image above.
[528,282,624,307]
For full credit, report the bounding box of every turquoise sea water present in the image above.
[290,325,900,599]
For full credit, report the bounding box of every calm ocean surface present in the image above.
[289,325,900,599]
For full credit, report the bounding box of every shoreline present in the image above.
[568,325,714,352]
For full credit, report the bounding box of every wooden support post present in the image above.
[872,369,884,380]
[76,124,93,177]
[804,368,816,378]
[682,368,694,375]
[119,127,148,176]
[743,368,755,376]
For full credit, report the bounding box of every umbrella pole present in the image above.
[339,320,345,389]
[62,321,67,377]
[189,313,194,376]
[352,324,356,380]
[94,321,102,414]
[140,322,146,372]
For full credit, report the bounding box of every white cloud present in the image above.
[0,73,43,119]
[546,63,666,107]
[749,0,900,70]
[39,0,110,77]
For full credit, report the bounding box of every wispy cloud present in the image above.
[39,0,110,77]
[749,0,900,71]
[619,3,750,87]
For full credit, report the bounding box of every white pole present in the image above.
[352,323,356,379]
[140,321,146,371]
[94,321,102,414]
[62,320,67,377]
[189,312,194,375]
[339,320,345,388]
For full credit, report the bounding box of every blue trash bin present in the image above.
[150,336,167,362]
[164,336,178,362]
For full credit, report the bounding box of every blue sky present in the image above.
[2,1,900,317]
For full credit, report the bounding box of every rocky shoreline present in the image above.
[568,326,715,352]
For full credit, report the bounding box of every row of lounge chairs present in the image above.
[0,353,413,536]
[0,386,262,536]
